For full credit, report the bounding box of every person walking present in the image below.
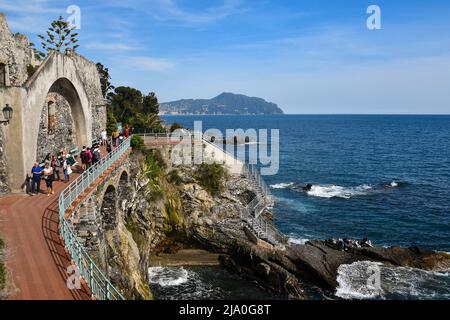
[112,130,119,147]
[118,132,124,145]
[51,155,60,181]
[83,148,93,169]
[31,162,43,195]
[43,162,54,196]
[63,156,71,182]
[92,145,101,164]
[80,146,87,171]
[101,129,108,146]
[106,140,112,153]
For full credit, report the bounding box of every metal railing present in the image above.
[243,164,273,206]
[58,137,131,300]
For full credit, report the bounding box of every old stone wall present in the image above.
[0,128,9,195]
[36,93,78,162]
[70,52,106,141]
[0,13,36,87]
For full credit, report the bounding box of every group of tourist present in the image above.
[29,148,77,196]
[111,125,133,148]
[326,237,373,251]
[28,127,120,197]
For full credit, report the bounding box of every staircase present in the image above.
[241,164,285,246]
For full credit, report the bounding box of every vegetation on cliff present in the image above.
[195,163,228,196]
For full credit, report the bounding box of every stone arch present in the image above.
[118,170,130,196]
[101,184,117,231]
[23,52,92,172]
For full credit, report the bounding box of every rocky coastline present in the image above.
[96,147,450,300]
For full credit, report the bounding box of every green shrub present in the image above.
[125,217,146,250]
[164,197,181,233]
[168,170,183,185]
[131,135,145,151]
[26,64,38,79]
[195,163,228,196]
[170,123,183,132]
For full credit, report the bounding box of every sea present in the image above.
[148,115,450,300]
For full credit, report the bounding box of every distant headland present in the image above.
[160,92,284,115]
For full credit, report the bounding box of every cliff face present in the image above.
[103,147,450,300]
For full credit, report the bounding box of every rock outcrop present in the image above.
[98,146,450,300]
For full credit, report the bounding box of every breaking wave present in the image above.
[270,182,295,189]
[307,184,373,199]
[148,267,190,287]
[336,261,450,300]
[288,236,309,245]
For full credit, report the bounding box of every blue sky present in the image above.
[1,0,450,114]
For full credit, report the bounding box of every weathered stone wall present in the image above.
[70,52,106,141]
[0,14,105,193]
[36,93,78,162]
[0,128,10,195]
[0,13,36,87]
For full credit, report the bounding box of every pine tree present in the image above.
[38,16,79,54]
[143,92,160,115]
[96,63,115,99]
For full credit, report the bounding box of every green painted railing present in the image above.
[58,138,131,300]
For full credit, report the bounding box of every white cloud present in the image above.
[127,56,174,71]
[109,0,247,24]
[85,42,138,51]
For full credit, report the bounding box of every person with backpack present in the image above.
[106,141,112,153]
[83,148,93,169]
[92,145,101,164]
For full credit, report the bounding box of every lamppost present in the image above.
[1,104,13,124]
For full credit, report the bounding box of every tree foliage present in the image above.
[38,16,79,54]
[108,86,164,132]
[96,63,115,99]
[195,163,228,196]
[106,111,117,136]
[143,92,160,114]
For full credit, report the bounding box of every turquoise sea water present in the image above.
[158,115,450,300]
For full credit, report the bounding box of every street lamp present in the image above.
[1,104,13,124]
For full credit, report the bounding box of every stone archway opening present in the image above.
[118,171,129,199]
[35,77,88,162]
[101,185,117,231]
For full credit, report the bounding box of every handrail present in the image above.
[58,137,131,300]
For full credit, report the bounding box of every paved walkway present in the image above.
[0,173,91,300]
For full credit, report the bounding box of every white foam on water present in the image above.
[148,267,190,287]
[336,261,450,300]
[270,182,295,189]
[335,261,384,300]
[288,236,309,245]
[390,181,399,188]
[307,184,373,199]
